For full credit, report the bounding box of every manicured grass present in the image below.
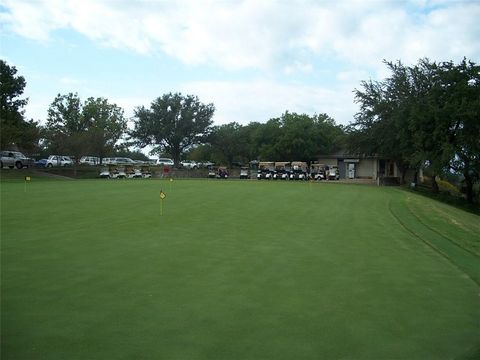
[1,178,479,359]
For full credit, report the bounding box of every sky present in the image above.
[1,0,479,129]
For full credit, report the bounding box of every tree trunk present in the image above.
[401,167,407,185]
[464,172,474,204]
[413,170,418,184]
[431,174,439,193]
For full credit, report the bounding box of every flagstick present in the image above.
[159,189,166,216]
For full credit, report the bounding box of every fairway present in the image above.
[1,179,479,359]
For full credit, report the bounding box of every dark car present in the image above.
[35,158,48,167]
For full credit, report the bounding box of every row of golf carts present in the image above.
[255,162,339,181]
[99,165,152,179]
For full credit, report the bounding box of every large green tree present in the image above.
[351,60,421,183]
[82,97,127,161]
[43,93,127,162]
[0,59,40,151]
[209,122,246,166]
[130,93,215,165]
[352,58,480,202]
[419,59,480,202]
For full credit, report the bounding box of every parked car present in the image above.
[114,158,135,165]
[35,158,48,167]
[180,160,198,169]
[200,161,215,168]
[80,156,100,165]
[156,158,174,166]
[0,151,35,169]
[102,157,135,165]
[46,155,73,167]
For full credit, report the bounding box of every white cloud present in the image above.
[1,0,479,71]
[180,79,356,126]
[2,0,479,130]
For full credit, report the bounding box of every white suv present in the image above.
[156,158,174,166]
[180,160,198,169]
[0,151,35,169]
[80,156,100,165]
[46,155,73,167]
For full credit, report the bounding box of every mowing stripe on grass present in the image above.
[389,190,480,287]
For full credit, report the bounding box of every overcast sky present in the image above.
[1,0,479,128]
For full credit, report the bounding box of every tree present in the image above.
[352,58,480,202]
[130,93,215,165]
[82,97,127,161]
[262,112,344,162]
[0,59,40,151]
[421,59,480,202]
[209,122,247,166]
[43,93,127,164]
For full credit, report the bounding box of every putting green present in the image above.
[1,179,479,359]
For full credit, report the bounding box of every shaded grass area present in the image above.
[406,184,480,216]
[1,179,479,359]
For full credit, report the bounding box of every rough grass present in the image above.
[1,178,479,359]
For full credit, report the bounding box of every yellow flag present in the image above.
[160,190,166,200]
[25,176,31,181]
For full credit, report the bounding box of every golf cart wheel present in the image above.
[15,161,23,169]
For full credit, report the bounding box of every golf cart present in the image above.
[327,166,340,180]
[125,165,142,179]
[273,162,291,180]
[99,166,111,179]
[99,165,125,179]
[239,167,250,179]
[257,161,275,180]
[115,166,127,179]
[208,166,216,178]
[216,166,229,179]
[290,161,308,180]
[141,165,152,178]
[310,163,326,180]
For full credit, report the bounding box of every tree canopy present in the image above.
[130,93,215,165]
[191,112,345,166]
[351,58,480,202]
[43,93,127,162]
[0,60,40,151]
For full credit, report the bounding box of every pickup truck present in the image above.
[0,151,35,169]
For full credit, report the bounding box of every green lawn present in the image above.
[1,178,479,359]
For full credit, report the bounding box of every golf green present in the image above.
[1,179,479,359]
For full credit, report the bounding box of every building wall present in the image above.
[318,158,338,166]
[356,159,375,178]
